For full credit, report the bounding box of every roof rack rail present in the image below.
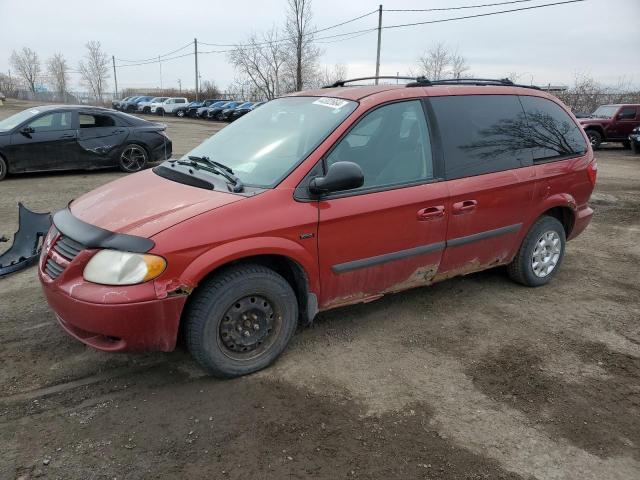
[323,76,418,88]
[406,77,541,90]
[323,76,541,90]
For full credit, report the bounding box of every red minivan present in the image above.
[39,78,596,377]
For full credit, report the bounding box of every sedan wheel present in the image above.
[0,156,7,181]
[119,144,148,173]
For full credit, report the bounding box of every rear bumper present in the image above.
[150,139,172,162]
[41,274,186,352]
[568,204,594,240]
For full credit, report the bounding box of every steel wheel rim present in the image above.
[531,230,561,278]
[120,146,146,171]
[217,295,282,361]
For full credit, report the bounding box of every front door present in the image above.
[612,106,639,140]
[8,110,75,172]
[316,99,448,309]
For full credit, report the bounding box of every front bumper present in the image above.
[38,230,186,352]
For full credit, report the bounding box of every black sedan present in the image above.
[228,101,265,122]
[0,105,172,181]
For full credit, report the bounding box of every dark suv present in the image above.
[579,103,640,148]
[39,77,596,378]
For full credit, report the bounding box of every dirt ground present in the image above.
[0,99,639,480]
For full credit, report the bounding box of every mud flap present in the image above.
[0,203,52,278]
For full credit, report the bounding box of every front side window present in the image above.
[326,100,433,190]
[28,111,72,132]
[591,105,617,118]
[520,96,587,161]
[430,95,532,179]
[184,96,357,187]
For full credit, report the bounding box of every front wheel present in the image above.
[507,216,566,287]
[586,130,602,149]
[118,144,148,172]
[0,155,7,181]
[176,109,185,118]
[185,264,298,378]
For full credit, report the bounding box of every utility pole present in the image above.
[159,55,163,90]
[177,79,182,92]
[194,38,199,101]
[112,55,118,97]
[375,4,382,85]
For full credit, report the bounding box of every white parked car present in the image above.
[137,96,168,114]
[150,97,188,116]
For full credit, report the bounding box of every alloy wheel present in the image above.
[120,146,147,172]
[531,230,561,278]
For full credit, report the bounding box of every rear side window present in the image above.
[618,106,637,120]
[28,111,72,132]
[79,114,117,128]
[519,96,587,162]
[430,95,532,180]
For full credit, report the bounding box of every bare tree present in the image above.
[228,28,288,100]
[47,53,70,101]
[450,50,469,79]
[200,80,221,99]
[417,43,470,80]
[285,0,320,91]
[314,63,348,88]
[0,72,18,96]
[10,47,41,93]
[78,41,110,102]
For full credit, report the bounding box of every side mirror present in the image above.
[20,126,34,135]
[309,161,364,195]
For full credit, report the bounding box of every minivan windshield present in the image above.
[591,105,618,118]
[184,96,357,187]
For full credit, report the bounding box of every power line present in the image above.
[115,41,194,63]
[384,0,535,12]
[199,8,378,48]
[112,0,585,69]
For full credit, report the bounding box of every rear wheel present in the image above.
[185,264,298,378]
[0,155,7,181]
[118,144,148,172]
[507,216,566,287]
[586,129,602,149]
[176,109,185,118]
[622,140,631,150]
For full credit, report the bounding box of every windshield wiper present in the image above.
[175,155,244,192]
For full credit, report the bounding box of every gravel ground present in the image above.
[1,99,639,480]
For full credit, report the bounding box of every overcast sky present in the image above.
[1,0,638,93]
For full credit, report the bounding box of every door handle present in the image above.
[111,129,126,134]
[452,200,478,215]
[417,206,445,221]
[59,133,75,139]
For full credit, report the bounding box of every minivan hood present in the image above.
[70,169,244,238]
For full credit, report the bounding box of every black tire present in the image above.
[507,216,566,287]
[0,155,7,181]
[118,143,148,173]
[176,109,185,118]
[185,264,298,378]
[586,129,602,150]
[622,140,631,150]
[156,108,165,116]
[632,141,640,155]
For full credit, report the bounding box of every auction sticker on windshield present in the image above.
[312,97,351,109]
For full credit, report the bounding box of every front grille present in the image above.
[53,235,85,261]
[45,235,86,279]
[45,258,64,279]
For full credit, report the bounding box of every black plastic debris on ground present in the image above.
[0,203,52,277]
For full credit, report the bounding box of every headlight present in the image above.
[83,250,166,285]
